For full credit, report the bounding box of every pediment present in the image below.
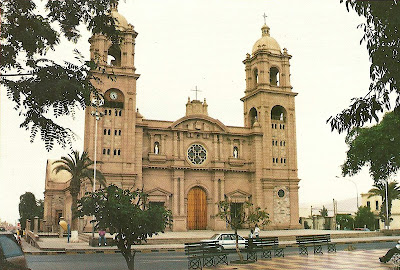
[226,189,252,199]
[146,187,172,197]
[171,115,227,132]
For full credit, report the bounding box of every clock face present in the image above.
[109,91,118,100]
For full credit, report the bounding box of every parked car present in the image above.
[202,233,246,250]
[0,232,28,269]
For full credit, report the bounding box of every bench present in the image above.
[184,241,228,269]
[296,234,336,255]
[391,253,400,270]
[246,237,285,261]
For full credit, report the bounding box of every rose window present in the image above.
[187,144,207,165]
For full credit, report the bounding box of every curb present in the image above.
[24,238,398,256]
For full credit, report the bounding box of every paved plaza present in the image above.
[207,249,392,270]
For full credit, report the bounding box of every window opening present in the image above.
[271,105,286,122]
[253,68,259,85]
[249,107,258,127]
[107,43,121,66]
[104,129,107,135]
[108,129,111,135]
[118,149,121,155]
[107,149,110,155]
[114,130,117,136]
[119,130,121,136]
[270,67,279,86]
[119,111,122,116]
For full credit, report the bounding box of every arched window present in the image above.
[154,142,160,155]
[271,105,287,122]
[113,149,117,155]
[114,130,117,136]
[103,149,106,155]
[107,149,110,155]
[119,111,122,116]
[233,146,239,158]
[103,129,107,135]
[118,150,121,155]
[270,67,279,86]
[108,129,111,135]
[107,43,121,66]
[253,68,259,86]
[119,130,121,136]
[249,107,258,127]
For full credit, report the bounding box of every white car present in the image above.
[202,233,246,250]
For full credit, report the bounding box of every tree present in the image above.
[52,150,105,230]
[18,192,43,230]
[354,206,376,230]
[368,181,400,227]
[320,206,328,217]
[336,214,354,230]
[216,199,269,262]
[342,111,400,181]
[76,185,172,270]
[328,1,400,133]
[1,0,121,150]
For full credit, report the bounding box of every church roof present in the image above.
[170,115,228,132]
[110,2,130,30]
[252,24,281,54]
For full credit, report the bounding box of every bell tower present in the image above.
[84,1,140,188]
[241,23,300,229]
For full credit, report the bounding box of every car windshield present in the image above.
[0,235,23,258]
[210,234,220,240]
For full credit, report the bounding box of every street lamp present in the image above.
[90,97,104,241]
[335,176,359,209]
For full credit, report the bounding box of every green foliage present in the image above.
[18,192,43,230]
[77,185,172,270]
[1,0,121,150]
[320,206,328,217]
[336,214,354,230]
[354,206,376,230]
[328,1,400,133]
[342,111,400,181]
[368,181,400,224]
[217,199,269,262]
[53,150,105,230]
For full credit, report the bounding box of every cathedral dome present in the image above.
[110,3,129,30]
[252,24,281,54]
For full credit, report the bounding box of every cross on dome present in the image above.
[191,86,202,100]
[263,12,268,25]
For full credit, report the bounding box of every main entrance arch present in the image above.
[187,187,207,230]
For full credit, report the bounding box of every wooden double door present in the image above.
[187,187,207,230]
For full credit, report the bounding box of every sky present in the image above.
[0,0,378,224]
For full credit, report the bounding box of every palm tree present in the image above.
[368,181,400,227]
[53,150,106,230]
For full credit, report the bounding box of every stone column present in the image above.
[33,216,39,234]
[78,217,85,233]
[173,132,178,158]
[173,177,179,216]
[179,177,185,216]
[26,219,31,232]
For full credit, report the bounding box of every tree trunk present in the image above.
[70,194,78,231]
[234,228,244,262]
[121,247,136,270]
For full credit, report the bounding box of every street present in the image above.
[26,241,397,270]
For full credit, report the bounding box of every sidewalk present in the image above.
[22,229,400,255]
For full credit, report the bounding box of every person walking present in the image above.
[98,229,107,246]
[380,240,400,263]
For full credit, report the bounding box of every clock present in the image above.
[109,91,118,100]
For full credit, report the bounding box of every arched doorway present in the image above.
[187,187,207,230]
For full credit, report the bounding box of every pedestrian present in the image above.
[98,229,107,246]
[379,240,400,263]
[254,224,260,238]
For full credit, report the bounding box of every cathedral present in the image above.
[44,3,301,231]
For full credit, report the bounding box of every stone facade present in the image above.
[44,4,301,231]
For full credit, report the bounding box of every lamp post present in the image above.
[90,97,104,241]
[336,176,359,209]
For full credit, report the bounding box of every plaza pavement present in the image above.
[21,229,400,255]
[204,249,394,270]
